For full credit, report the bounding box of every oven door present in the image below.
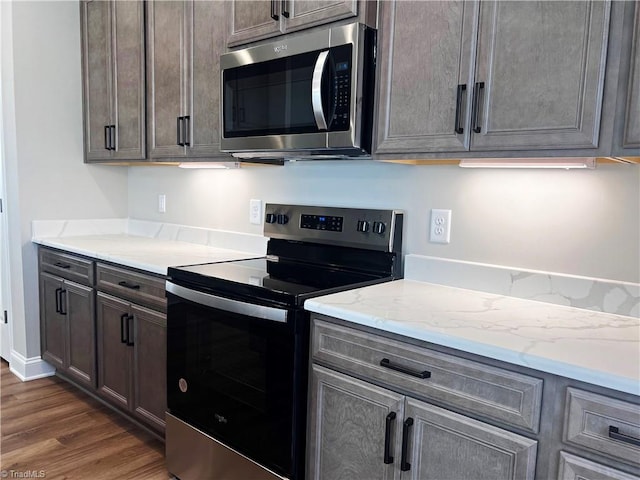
[166,281,303,479]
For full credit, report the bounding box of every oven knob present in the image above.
[277,214,289,225]
[373,221,386,235]
[356,220,369,233]
[265,213,277,224]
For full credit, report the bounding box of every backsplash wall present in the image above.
[128,161,640,284]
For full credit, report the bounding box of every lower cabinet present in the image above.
[39,271,95,389]
[96,292,167,433]
[308,364,538,480]
[558,452,639,480]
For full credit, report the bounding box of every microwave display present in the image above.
[222,45,353,139]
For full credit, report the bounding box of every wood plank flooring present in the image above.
[0,360,168,479]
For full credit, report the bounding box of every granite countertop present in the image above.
[32,219,267,275]
[304,279,640,396]
[33,234,262,275]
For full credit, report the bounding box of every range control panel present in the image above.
[264,204,403,253]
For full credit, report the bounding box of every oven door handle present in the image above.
[166,281,288,323]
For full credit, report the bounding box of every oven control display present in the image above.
[300,214,343,232]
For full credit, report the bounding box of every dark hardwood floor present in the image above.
[0,360,168,479]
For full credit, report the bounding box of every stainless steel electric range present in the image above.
[165,204,404,480]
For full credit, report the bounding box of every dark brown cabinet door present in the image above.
[110,0,146,160]
[132,305,167,433]
[39,273,65,370]
[65,281,96,389]
[80,0,145,162]
[81,0,112,161]
[96,292,132,411]
[146,0,187,159]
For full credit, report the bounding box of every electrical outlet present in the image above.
[249,199,262,225]
[158,194,166,213]
[430,209,451,244]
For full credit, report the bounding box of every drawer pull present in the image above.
[380,358,431,379]
[400,417,413,472]
[609,426,640,447]
[54,262,71,269]
[118,281,141,290]
[120,313,129,344]
[384,412,396,464]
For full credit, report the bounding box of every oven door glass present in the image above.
[223,45,352,138]
[167,291,298,478]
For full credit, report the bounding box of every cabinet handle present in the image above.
[54,262,71,269]
[609,426,640,447]
[184,115,190,147]
[126,315,135,346]
[270,0,279,20]
[400,417,413,472]
[471,81,485,134]
[104,125,110,150]
[59,289,67,315]
[118,280,141,290]
[281,0,289,17]
[55,287,62,314]
[177,116,184,146]
[384,412,396,464]
[120,313,129,344]
[454,84,466,134]
[380,358,431,379]
[110,125,116,151]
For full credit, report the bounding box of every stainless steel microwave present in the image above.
[220,23,376,160]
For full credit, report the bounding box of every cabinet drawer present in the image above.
[39,248,94,286]
[558,451,639,480]
[564,388,640,468]
[96,263,166,312]
[312,318,543,433]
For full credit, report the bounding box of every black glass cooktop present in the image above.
[168,257,390,307]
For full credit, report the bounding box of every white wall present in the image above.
[1,0,128,360]
[128,161,640,284]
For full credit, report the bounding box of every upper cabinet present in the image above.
[226,0,360,47]
[80,0,145,162]
[146,0,228,161]
[613,1,640,158]
[375,0,612,157]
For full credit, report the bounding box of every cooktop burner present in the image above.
[169,256,390,307]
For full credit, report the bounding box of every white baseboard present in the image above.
[9,350,56,381]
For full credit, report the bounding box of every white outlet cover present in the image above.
[158,194,166,213]
[249,199,262,225]
[430,209,451,244]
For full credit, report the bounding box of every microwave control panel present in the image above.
[330,44,352,131]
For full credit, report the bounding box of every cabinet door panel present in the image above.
[132,305,167,433]
[558,452,640,480]
[39,273,65,370]
[375,0,476,154]
[65,281,96,389]
[308,365,403,480]
[81,0,112,161]
[96,292,132,410]
[226,1,282,47]
[473,1,610,150]
[284,0,358,34]
[188,1,228,158]
[147,1,187,158]
[112,0,145,160]
[622,5,640,150]
[404,398,537,480]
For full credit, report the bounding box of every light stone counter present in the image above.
[32,219,267,275]
[304,279,640,396]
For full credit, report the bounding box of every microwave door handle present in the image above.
[311,50,330,131]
